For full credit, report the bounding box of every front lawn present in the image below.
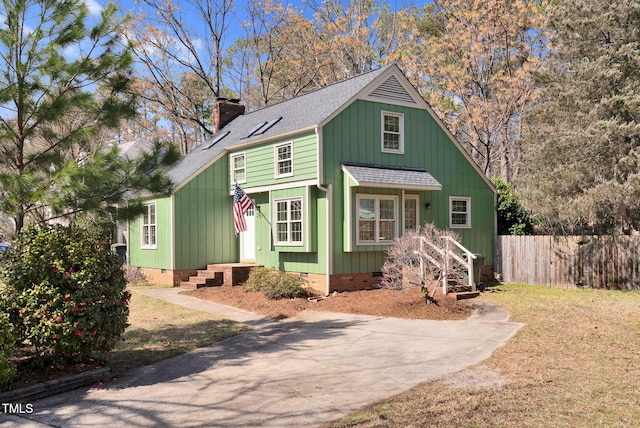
[326,283,640,427]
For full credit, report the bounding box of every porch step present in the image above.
[179,263,262,290]
[448,291,480,300]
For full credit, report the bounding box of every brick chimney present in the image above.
[212,98,245,133]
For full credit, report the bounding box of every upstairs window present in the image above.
[141,202,157,249]
[450,197,471,228]
[230,152,246,183]
[275,142,293,177]
[382,111,404,153]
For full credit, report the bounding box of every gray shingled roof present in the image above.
[341,163,442,190]
[167,65,393,187]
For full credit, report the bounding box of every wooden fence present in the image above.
[494,235,640,290]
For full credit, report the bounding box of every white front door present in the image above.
[240,204,256,261]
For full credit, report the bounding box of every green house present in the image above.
[128,65,496,293]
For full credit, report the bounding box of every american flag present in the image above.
[233,183,253,236]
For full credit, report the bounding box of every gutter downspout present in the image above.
[316,126,332,296]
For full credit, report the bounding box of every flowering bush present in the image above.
[0,313,16,385]
[0,225,130,364]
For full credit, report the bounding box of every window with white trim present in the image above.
[275,197,303,245]
[404,195,419,233]
[274,142,293,177]
[230,153,246,183]
[450,197,471,228]
[357,194,398,244]
[141,202,157,248]
[382,111,404,153]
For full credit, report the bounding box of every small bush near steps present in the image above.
[245,267,308,300]
[0,224,130,366]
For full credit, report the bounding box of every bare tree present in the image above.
[381,224,466,304]
[126,0,234,152]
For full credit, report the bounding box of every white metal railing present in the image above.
[416,236,477,295]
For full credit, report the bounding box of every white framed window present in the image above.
[274,142,293,178]
[356,194,398,244]
[449,197,471,228]
[230,152,246,183]
[275,197,303,245]
[403,195,419,233]
[381,111,404,153]
[141,202,157,249]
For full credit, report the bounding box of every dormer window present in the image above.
[382,111,404,154]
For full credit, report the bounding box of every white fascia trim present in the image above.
[230,179,318,195]
[173,150,226,193]
[318,65,402,128]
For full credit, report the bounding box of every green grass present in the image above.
[324,283,640,428]
[106,289,249,374]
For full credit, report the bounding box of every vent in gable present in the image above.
[368,75,417,105]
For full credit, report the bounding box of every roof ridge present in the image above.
[242,64,394,117]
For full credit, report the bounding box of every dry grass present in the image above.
[106,288,249,374]
[324,283,640,428]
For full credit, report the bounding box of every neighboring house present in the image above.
[128,65,496,294]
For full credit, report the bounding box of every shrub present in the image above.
[0,313,16,385]
[0,224,130,364]
[492,177,534,235]
[381,224,466,303]
[245,267,307,300]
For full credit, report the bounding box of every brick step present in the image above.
[180,276,223,290]
[196,270,224,280]
[179,281,198,290]
[448,291,480,300]
[180,263,262,289]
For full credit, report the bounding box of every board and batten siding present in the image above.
[173,155,237,270]
[128,196,173,269]
[252,186,327,274]
[322,100,494,275]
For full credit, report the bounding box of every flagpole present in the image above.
[235,181,272,228]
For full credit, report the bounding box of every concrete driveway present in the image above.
[1,288,523,428]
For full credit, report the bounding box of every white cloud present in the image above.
[85,0,104,15]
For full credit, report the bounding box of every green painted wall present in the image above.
[173,155,238,270]
[253,186,327,274]
[128,196,173,269]
[231,132,317,188]
[323,100,495,275]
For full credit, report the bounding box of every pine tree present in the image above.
[519,0,640,233]
[0,0,178,232]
